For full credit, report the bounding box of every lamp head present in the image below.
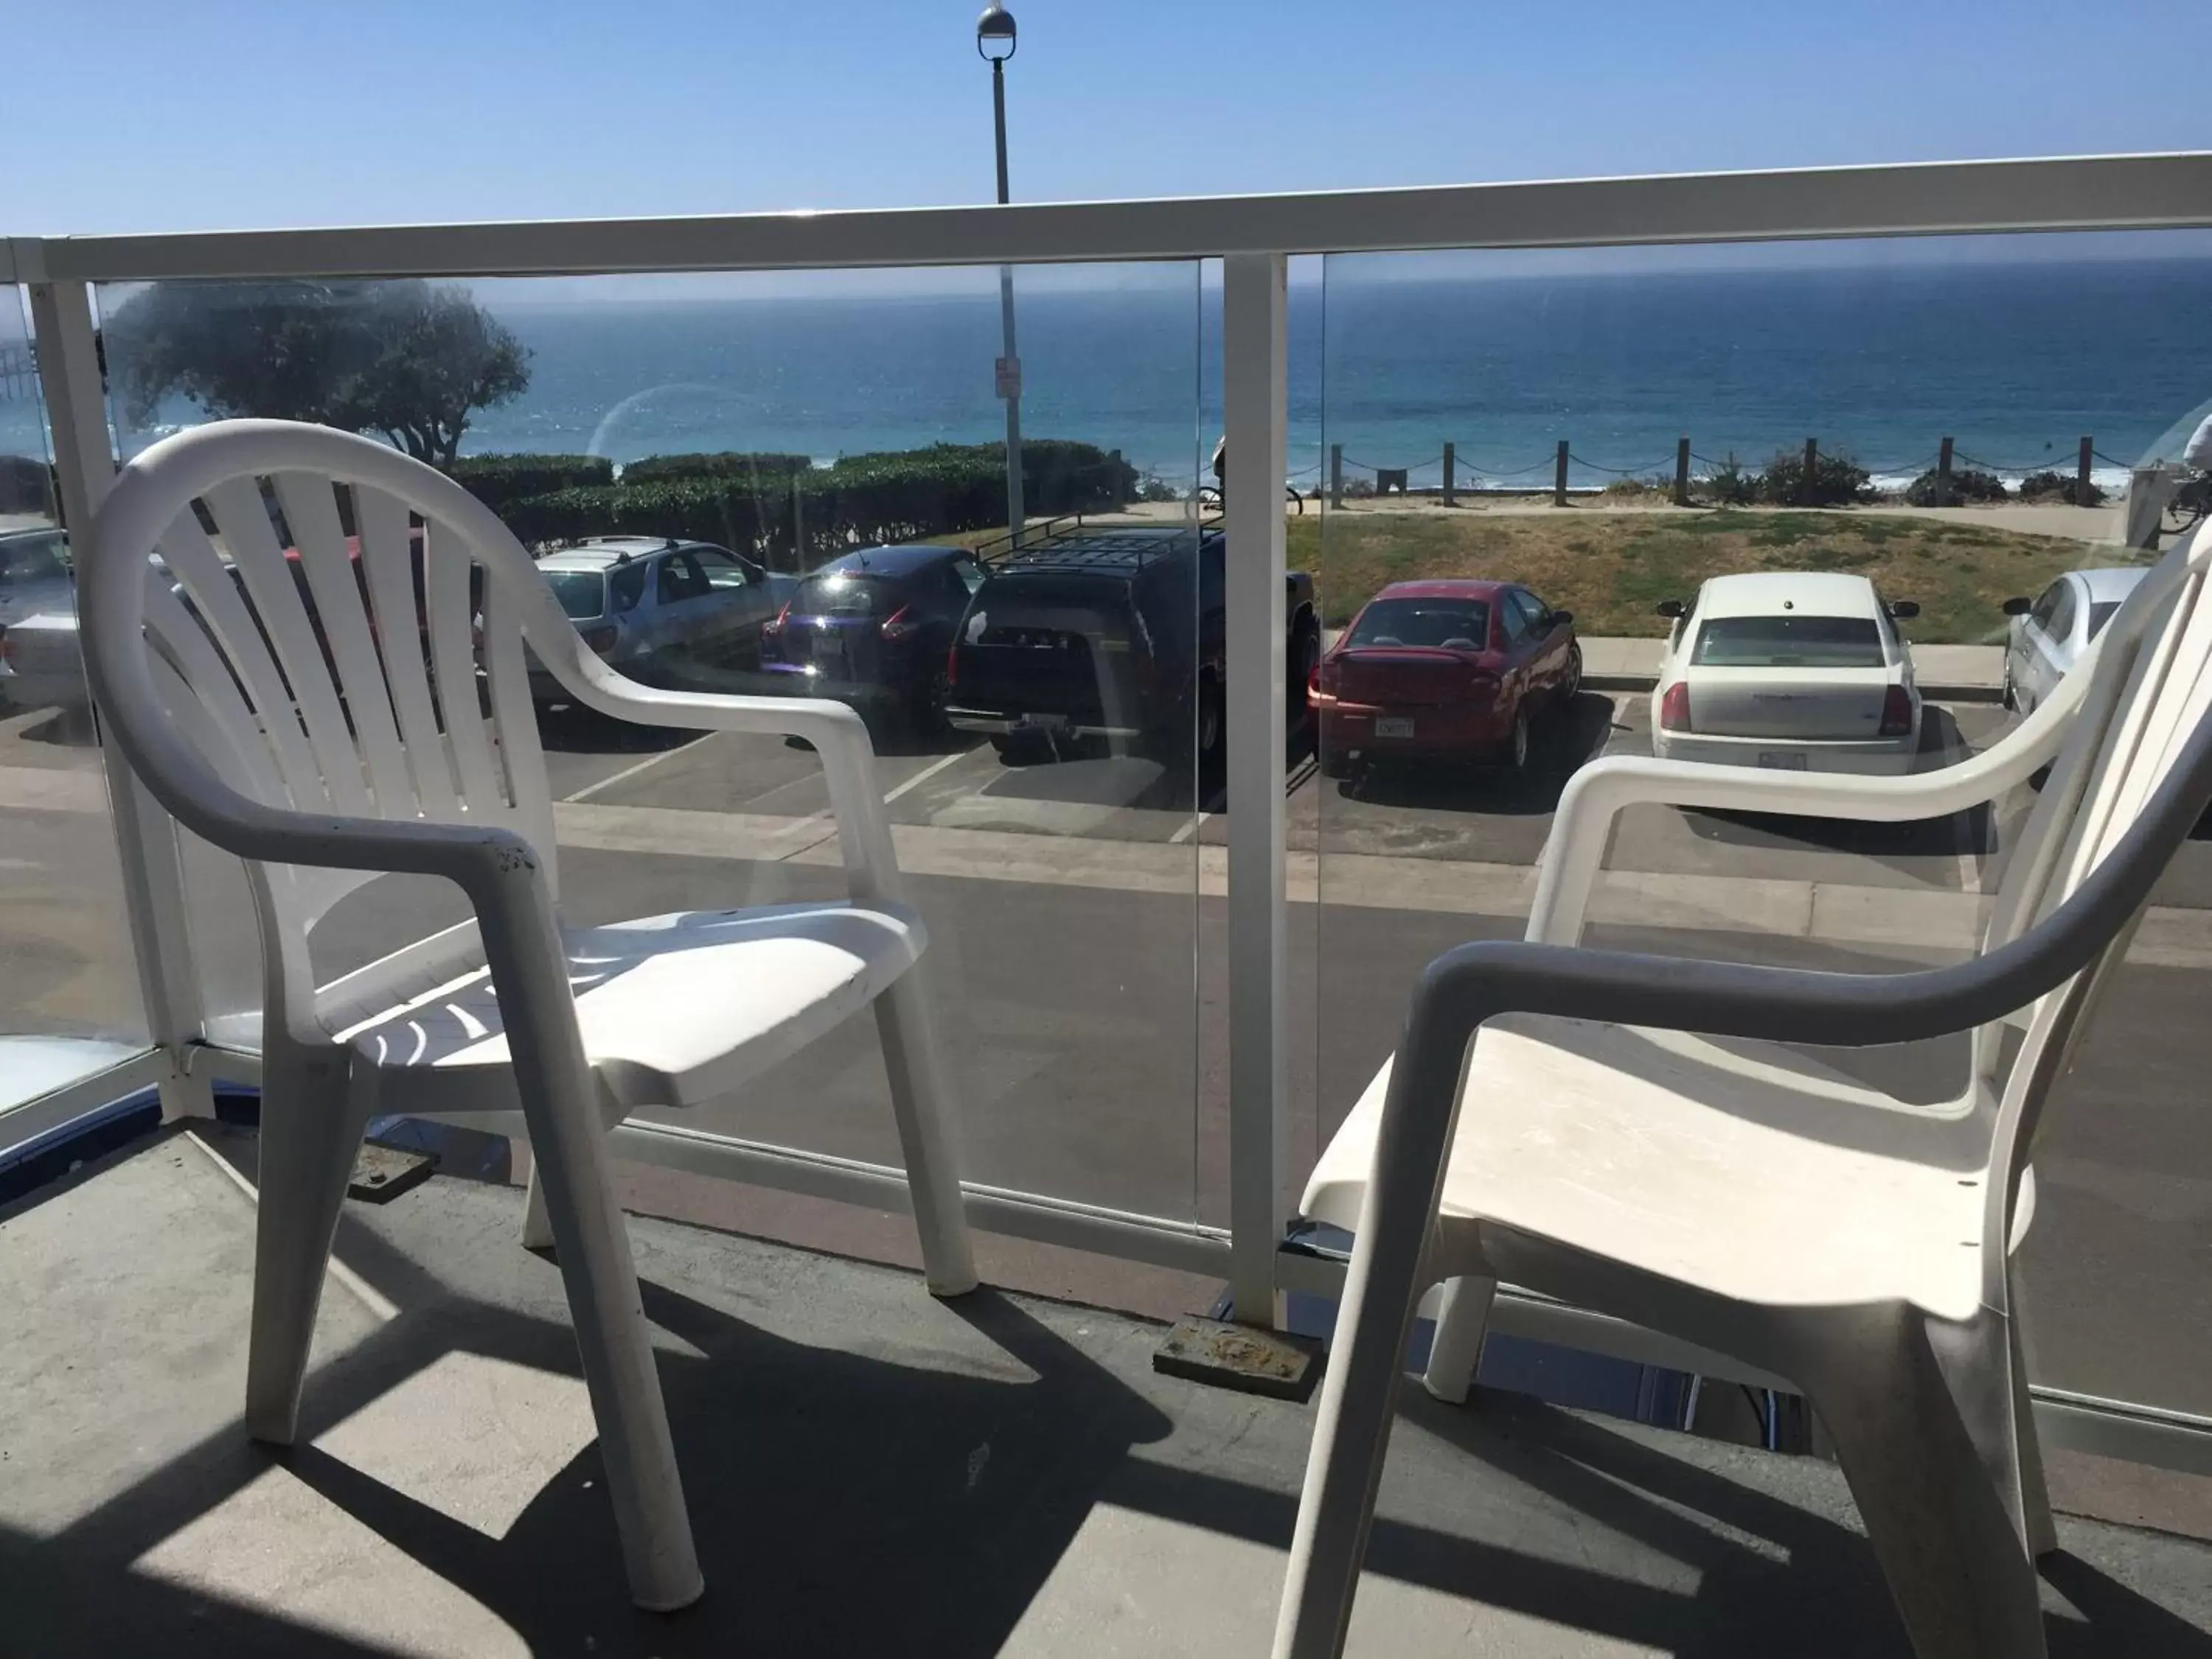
[976,4,1016,60]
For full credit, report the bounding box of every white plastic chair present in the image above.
[1276,526,2212,1659]
[77,419,978,1613]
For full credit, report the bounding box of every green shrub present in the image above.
[1696,455,1757,507]
[1752,449,1873,507]
[498,439,1137,563]
[1903,467,2008,506]
[448,453,612,512]
[2018,469,2108,507]
[619,452,813,484]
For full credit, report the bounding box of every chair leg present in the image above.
[2007,1315,2059,1559]
[245,1048,369,1445]
[873,968,978,1297]
[519,1159,555,1250]
[518,1088,702,1611]
[1272,1117,1459,1655]
[1808,1314,2048,1659]
[1420,1274,1496,1404]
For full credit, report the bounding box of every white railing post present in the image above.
[27,276,212,1121]
[1223,251,1289,1326]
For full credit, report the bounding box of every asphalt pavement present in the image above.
[1,687,2208,1422]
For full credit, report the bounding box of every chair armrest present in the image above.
[1377,671,2212,1274]
[569,675,902,905]
[1531,683,2079,945]
[524,614,903,906]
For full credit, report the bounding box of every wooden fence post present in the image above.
[1801,437,1819,507]
[1937,435,1955,507]
[1554,440,1570,507]
[1329,444,1343,509]
[1441,442,1455,508]
[2079,437,2095,503]
[1674,437,1691,507]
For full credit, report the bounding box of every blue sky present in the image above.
[10,0,2206,236]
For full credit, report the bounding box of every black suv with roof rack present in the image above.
[943,524,1318,771]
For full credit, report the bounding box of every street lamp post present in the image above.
[978,4,1025,546]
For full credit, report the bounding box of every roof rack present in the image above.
[975,515,1214,574]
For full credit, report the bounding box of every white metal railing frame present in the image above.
[10,150,2212,1473]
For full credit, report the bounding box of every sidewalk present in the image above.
[1582,636,2006,700]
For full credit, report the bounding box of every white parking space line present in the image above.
[883,748,973,806]
[1169,786,1228,846]
[561,734,711,803]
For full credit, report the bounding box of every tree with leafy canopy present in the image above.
[105,279,529,469]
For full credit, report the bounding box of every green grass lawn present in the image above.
[1287,509,2140,643]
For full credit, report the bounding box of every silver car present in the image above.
[530,537,796,706]
[2001,567,2146,715]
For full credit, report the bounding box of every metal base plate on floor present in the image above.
[1153,1316,1322,1402]
[347,1141,435,1204]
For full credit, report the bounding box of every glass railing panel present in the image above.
[1303,230,2212,1422]
[96,262,1208,1228]
[0,288,152,1118]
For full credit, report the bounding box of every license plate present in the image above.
[1018,712,1068,733]
[1375,717,1416,739]
[1757,751,1808,770]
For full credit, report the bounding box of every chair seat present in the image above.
[1302,1015,1990,1321]
[333,900,926,1116]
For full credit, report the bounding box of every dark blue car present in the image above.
[760,543,989,728]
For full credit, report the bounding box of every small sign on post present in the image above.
[995,355,1022,400]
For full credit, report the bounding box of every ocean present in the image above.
[9,247,2211,498]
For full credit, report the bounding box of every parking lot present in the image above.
[4,681,2211,1419]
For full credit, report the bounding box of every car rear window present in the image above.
[1691,614,1885,669]
[2088,600,2124,641]
[545,571,607,620]
[793,571,884,617]
[1346,598,1490,649]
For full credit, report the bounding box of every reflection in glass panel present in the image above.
[0,288,150,1114]
[97,262,1209,1227]
[1302,232,2212,1420]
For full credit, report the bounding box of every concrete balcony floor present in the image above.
[3,1124,2209,1658]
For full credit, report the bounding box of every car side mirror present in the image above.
[1655,599,1685,619]
[2000,596,2032,616]
[1888,600,1920,619]
[1549,608,1573,627]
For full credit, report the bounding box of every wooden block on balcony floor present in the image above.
[1152,1315,1321,1402]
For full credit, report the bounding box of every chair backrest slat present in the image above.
[86,421,574,1036]
[1983,527,2211,1256]
[481,571,555,860]
[271,473,417,816]
[355,484,462,818]
[424,515,504,813]
[150,510,324,812]
[201,475,372,816]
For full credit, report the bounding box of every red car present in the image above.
[1309,579,1582,777]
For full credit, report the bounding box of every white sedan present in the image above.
[1649,571,1923,775]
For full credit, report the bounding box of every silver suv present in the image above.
[531,537,796,706]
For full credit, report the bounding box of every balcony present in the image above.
[9,1121,2211,1658]
[4,153,2212,1656]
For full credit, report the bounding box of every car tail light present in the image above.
[1660,681,1692,731]
[1879,684,1915,737]
[580,624,619,655]
[762,601,790,640]
[880,603,918,643]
